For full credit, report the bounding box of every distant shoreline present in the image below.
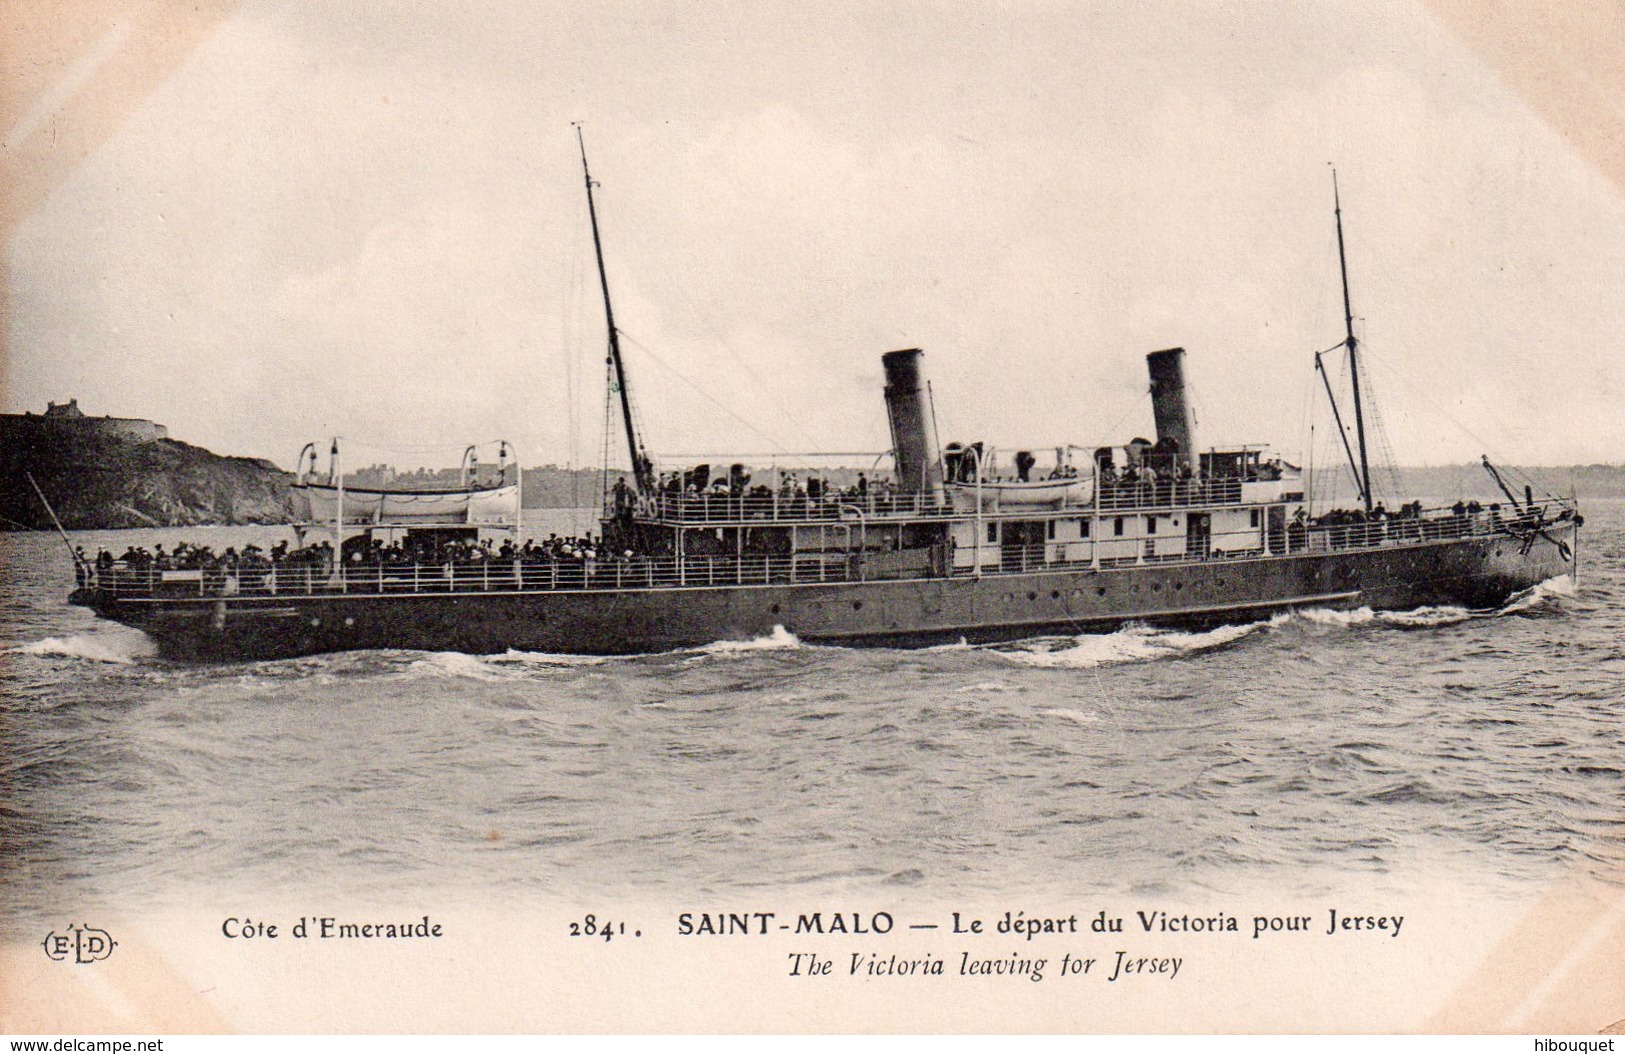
[5,414,1620,534]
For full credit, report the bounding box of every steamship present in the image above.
[67,144,1580,661]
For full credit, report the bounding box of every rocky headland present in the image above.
[1,416,296,530]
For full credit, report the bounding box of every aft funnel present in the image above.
[1146,347,1197,471]
[882,348,945,498]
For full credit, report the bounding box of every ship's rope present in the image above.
[663,288,820,450]
[615,326,793,455]
[1362,353,1568,503]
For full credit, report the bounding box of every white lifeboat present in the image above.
[293,481,520,525]
[946,475,1093,511]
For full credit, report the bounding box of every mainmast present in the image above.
[1333,169,1374,514]
[576,124,653,495]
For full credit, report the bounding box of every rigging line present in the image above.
[614,326,792,454]
[1085,387,1154,451]
[1359,351,1561,496]
[665,287,821,448]
[1316,349,1365,505]
[1361,366,1403,504]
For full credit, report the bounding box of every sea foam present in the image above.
[12,631,156,665]
[996,620,1262,669]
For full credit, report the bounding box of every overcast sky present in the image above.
[5,1,1623,474]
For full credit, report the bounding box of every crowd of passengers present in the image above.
[649,467,899,501]
[84,532,642,577]
[1312,500,1537,528]
[617,465,920,518]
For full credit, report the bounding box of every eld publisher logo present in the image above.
[42,924,117,964]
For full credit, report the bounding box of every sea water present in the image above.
[2,505,1622,939]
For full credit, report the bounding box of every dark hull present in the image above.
[74,527,1578,662]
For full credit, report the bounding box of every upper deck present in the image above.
[623,472,1302,527]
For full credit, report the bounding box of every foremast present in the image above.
[1333,169,1375,514]
[575,124,654,496]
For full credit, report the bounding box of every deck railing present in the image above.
[80,502,1569,600]
[633,476,1275,522]
[1094,477,1245,510]
[637,490,956,524]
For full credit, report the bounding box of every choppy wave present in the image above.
[1379,605,1473,628]
[994,620,1263,669]
[951,680,1017,694]
[489,649,608,668]
[409,651,514,682]
[1297,606,1377,627]
[9,630,156,664]
[694,624,803,654]
[1038,707,1099,725]
[1292,603,1472,629]
[1499,574,1577,614]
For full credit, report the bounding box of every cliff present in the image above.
[1,417,297,530]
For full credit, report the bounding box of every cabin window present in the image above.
[986,521,998,544]
[1080,520,1091,539]
[1046,521,1057,541]
[1249,509,1261,528]
[1146,516,1158,535]
[1114,517,1125,536]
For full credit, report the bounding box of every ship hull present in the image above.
[72,525,1577,662]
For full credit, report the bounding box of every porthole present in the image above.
[1051,590,1060,599]
[771,604,781,614]
[1096,587,1106,597]
[1151,583,1161,592]
[852,600,863,610]
[1027,591,1038,601]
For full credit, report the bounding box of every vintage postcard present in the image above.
[2,0,1622,1035]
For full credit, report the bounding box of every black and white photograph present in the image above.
[2,0,1622,1035]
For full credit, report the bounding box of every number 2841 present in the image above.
[568,915,638,941]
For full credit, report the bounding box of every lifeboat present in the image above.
[945,475,1093,511]
[293,480,520,525]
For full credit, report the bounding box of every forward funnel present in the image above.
[1146,347,1197,471]
[882,348,945,498]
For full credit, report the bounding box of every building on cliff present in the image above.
[4,399,169,443]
